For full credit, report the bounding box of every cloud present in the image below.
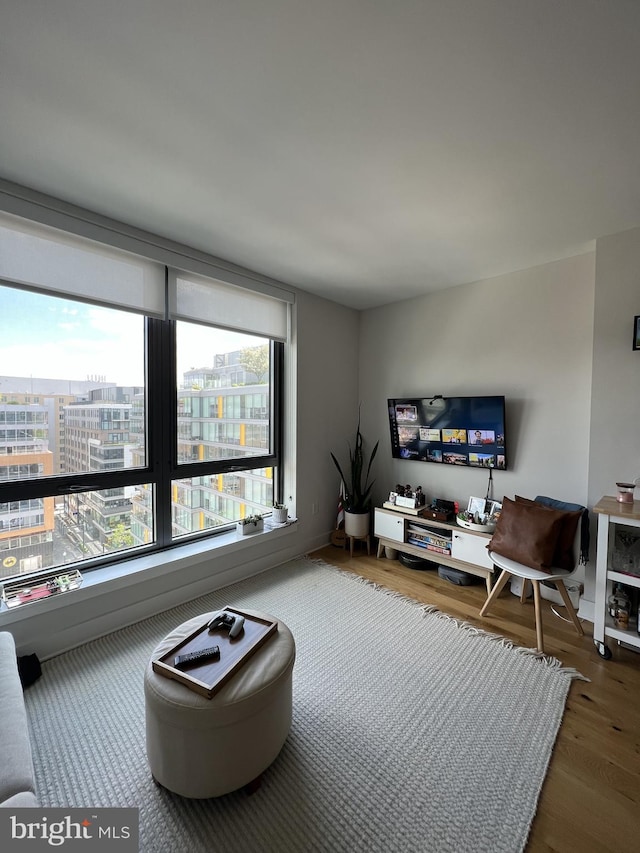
[0,334,144,386]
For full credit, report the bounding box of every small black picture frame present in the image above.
[634,316,640,351]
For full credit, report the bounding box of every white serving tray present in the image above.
[456,516,496,533]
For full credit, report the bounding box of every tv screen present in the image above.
[387,395,507,469]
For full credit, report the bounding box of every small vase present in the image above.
[237,518,264,536]
[272,507,288,524]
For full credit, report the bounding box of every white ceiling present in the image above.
[2,1,639,310]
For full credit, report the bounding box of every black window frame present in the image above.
[0,289,285,578]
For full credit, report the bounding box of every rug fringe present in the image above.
[306,555,589,682]
[418,603,590,681]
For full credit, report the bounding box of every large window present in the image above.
[0,210,289,584]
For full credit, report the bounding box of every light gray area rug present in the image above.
[24,556,583,853]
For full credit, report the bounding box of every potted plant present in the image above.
[236,514,264,535]
[272,502,288,524]
[331,410,379,538]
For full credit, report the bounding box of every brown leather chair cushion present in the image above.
[514,495,582,570]
[488,496,567,572]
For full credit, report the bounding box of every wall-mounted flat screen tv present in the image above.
[387,395,507,469]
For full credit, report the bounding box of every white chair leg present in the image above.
[479,569,512,617]
[554,580,584,637]
[532,580,544,652]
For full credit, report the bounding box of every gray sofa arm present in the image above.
[0,632,38,807]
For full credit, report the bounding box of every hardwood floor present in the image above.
[313,544,640,853]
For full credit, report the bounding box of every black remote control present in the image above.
[174,645,220,668]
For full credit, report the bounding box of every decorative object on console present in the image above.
[423,498,456,522]
[456,496,501,532]
[616,482,636,503]
[397,484,425,507]
[330,408,379,538]
[385,484,426,511]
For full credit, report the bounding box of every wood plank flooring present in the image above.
[313,544,640,853]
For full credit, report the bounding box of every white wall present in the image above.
[589,226,640,499]
[584,226,640,605]
[294,289,360,544]
[360,253,596,515]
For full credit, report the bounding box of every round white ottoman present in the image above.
[144,608,295,798]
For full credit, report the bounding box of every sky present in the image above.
[0,286,261,387]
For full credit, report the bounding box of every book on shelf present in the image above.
[410,537,450,550]
[383,501,425,516]
[407,520,451,536]
[407,527,450,548]
[406,537,451,555]
[425,544,451,555]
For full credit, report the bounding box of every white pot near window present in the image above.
[272,506,288,524]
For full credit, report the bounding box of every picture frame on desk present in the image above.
[488,500,502,518]
[467,496,488,516]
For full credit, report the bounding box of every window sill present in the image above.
[0,519,298,626]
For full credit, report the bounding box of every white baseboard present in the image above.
[577,596,594,623]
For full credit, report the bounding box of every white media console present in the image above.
[374,507,495,593]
